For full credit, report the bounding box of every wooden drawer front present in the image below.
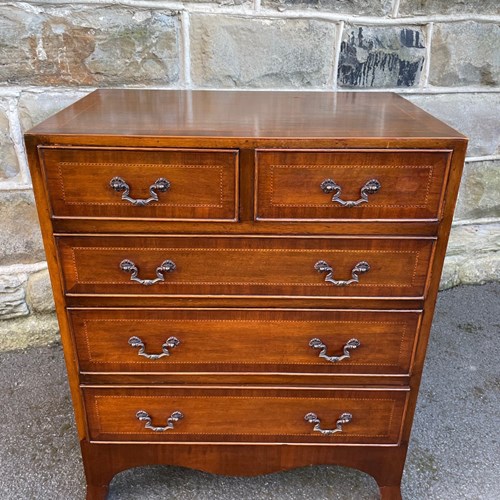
[71,309,421,375]
[255,150,451,221]
[57,236,434,298]
[39,147,238,221]
[84,387,408,444]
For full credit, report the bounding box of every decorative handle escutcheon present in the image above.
[309,338,360,363]
[304,412,352,435]
[110,177,170,206]
[120,259,176,286]
[136,410,183,432]
[320,178,381,207]
[128,336,180,360]
[314,260,370,287]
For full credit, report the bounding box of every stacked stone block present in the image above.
[0,0,499,348]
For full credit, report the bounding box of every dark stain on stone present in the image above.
[472,386,486,399]
[398,59,424,86]
[412,447,439,481]
[59,422,72,436]
[480,64,497,86]
[457,322,484,334]
[400,28,425,48]
[422,389,439,403]
[483,375,500,392]
[472,376,499,400]
[338,27,425,88]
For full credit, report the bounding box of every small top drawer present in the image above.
[38,147,238,221]
[255,149,451,221]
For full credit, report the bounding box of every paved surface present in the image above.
[0,283,499,500]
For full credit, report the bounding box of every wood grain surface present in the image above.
[255,149,451,221]
[24,89,467,500]
[39,147,238,221]
[83,386,408,444]
[57,235,435,298]
[69,308,421,375]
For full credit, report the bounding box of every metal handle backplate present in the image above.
[315,260,370,287]
[320,178,381,207]
[136,410,183,432]
[309,338,360,363]
[128,336,180,360]
[120,259,176,286]
[304,412,352,435]
[110,177,170,206]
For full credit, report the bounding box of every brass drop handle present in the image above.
[320,178,381,207]
[128,336,180,360]
[314,260,370,287]
[309,338,360,363]
[304,412,352,435]
[136,410,183,432]
[110,176,170,206]
[120,259,176,286]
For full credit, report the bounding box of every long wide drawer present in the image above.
[83,386,409,444]
[255,149,451,221]
[38,147,239,221]
[70,309,421,375]
[57,236,434,298]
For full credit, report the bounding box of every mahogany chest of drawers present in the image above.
[25,90,467,499]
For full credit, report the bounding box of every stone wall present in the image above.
[1,0,499,349]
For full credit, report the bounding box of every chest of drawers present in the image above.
[25,90,467,500]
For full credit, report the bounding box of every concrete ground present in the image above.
[0,283,498,500]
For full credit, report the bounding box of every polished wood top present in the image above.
[26,90,464,139]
